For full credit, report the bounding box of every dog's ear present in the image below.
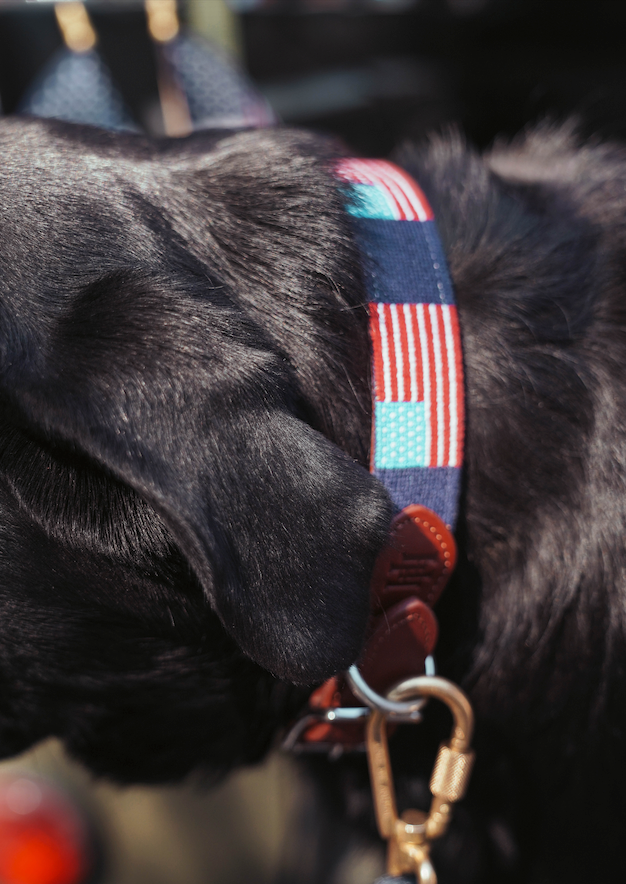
[2,270,391,684]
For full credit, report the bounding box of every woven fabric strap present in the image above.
[336,159,464,528]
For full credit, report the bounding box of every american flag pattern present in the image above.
[336,159,465,523]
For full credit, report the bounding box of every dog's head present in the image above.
[0,118,392,781]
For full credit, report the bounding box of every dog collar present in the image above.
[285,160,465,751]
[338,158,464,526]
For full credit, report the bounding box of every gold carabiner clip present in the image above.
[365,675,475,884]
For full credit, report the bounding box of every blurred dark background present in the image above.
[241,0,626,153]
[1,0,626,155]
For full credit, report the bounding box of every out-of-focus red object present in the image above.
[0,775,92,884]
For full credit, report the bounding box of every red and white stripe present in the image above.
[369,303,464,467]
[335,158,434,222]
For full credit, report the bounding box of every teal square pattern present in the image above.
[374,402,427,469]
[345,183,397,220]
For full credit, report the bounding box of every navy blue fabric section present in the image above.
[353,219,454,305]
[375,467,462,528]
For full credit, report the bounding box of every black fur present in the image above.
[1,116,626,882]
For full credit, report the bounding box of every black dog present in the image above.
[1,115,625,883]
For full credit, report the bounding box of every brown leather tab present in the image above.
[371,504,456,610]
[359,597,438,694]
[309,678,341,711]
[304,676,350,744]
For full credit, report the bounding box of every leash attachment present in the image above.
[285,505,455,751]
[365,674,475,884]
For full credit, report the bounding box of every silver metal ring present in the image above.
[425,654,436,677]
[282,657,439,751]
[346,665,426,721]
